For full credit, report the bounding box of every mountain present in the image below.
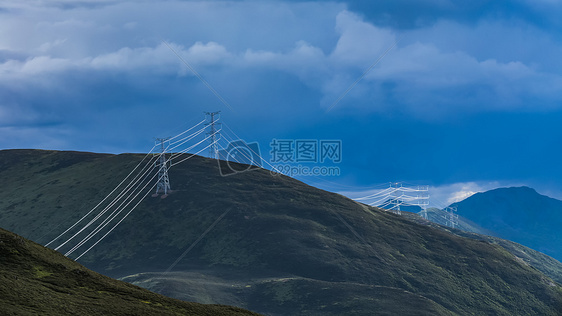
[450,186,562,262]
[0,226,259,316]
[403,211,562,285]
[1,149,562,315]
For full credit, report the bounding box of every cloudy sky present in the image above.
[2,0,562,203]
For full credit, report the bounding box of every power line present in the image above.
[46,146,158,248]
[72,138,217,259]
[48,117,216,258]
[354,182,429,216]
[55,153,159,252]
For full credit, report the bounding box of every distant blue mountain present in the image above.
[450,186,562,262]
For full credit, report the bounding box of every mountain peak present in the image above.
[452,185,562,261]
[493,186,538,194]
[457,186,539,203]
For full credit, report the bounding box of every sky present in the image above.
[1,0,562,204]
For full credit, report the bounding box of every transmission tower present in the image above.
[154,137,171,197]
[444,206,459,228]
[205,111,221,159]
[421,207,429,220]
[388,182,403,215]
[418,186,430,219]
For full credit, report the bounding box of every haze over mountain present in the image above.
[450,186,562,262]
[419,207,493,236]
[1,150,562,315]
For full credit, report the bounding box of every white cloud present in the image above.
[89,44,175,72]
[20,55,77,74]
[428,181,508,207]
[0,41,232,81]
[0,1,562,118]
[331,10,396,66]
[186,41,232,65]
[38,38,68,52]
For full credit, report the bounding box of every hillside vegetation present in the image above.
[0,227,260,315]
[1,149,562,315]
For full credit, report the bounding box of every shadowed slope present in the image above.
[0,227,260,316]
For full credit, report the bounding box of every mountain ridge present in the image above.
[450,186,562,261]
[1,149,562,315]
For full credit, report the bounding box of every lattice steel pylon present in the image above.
[155,137,171,196]
[421,207,429,220]
[388,182,404,215]
[205,111,221,159]
[418,188,430,219]
[444,206,459,228]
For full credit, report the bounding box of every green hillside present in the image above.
[403,211,562,285]
[0,226,260,316]
[1,149,562,315]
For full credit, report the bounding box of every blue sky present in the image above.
[1,0,562,203]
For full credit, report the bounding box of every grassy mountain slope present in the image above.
[403,211,562,284]
[450,186,562,261]
[121,272,454,316]
[1,149,562,315]
[0,227,260,316]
